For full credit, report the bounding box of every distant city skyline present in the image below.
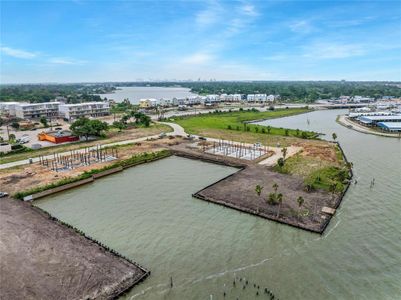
[1,0,401,83]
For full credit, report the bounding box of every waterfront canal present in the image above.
[36,110,401,299]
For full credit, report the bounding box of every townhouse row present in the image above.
[139,93,280,108]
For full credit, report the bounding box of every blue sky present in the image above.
[1,0,400,83]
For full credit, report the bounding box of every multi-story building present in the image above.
[139,98,158,108]
[0,102,24,116]
[14,102,60,119]
[247,94,268,102]
[58,102,110,120]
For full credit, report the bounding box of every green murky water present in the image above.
[36,110,401,299]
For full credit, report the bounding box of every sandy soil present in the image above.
[0,198,148,300]
[0,137,181,196]
[194,165,340,233]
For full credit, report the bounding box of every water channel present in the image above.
[36,109,401,299]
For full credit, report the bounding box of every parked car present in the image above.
[55,127,63,130]
[17,136,30,144]
[0,192,9,198]
[198,136,207,140]
[0,142,9,146]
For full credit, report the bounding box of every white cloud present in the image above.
[181,52,214,65]
[303,42,365,59]
[240,4,259,17]
[48,57,87,65]
[195,1,222,28]
[0,46,37,59]
[289,20,315,34]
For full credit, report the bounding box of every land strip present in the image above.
[0,197,149,300]
[337,115,400,138]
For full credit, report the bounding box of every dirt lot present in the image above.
[0,198,148,299]
[194,164,341,233]
[0,137,181,196]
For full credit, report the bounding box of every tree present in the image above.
[70,117,108,140]
[113,121,126,132]
[267,126,272,134]
[8,133,16,142]
[281,147,287,160]
[11,122,19,130]
[297,196,304,221]
[39,117,48,128]
[332,133,337,141]
[277,157,285,168]
[276,193,283,218]
[273,183,278,193]
[255,184,263,197]
[254,126,259,133]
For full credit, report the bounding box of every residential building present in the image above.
[247,94,268,102]
[0,102,24,116]
[139,98,158,108]
[58,102,110,120]
[14,102,60,119]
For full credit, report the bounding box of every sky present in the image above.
[1,0,401,83]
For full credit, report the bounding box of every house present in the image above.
[58,102,110,121]
[139,98,158,108]
[14,102,60,119]
[247,94,268,102]
[158,98,173,107]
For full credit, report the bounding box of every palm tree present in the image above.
[276,193,283,218]
[332,133,337,141]
[272,183,278,194]
[281,147,287,160]
[255,184,263,197]
[267,126,272,134]
[297,196,304,222]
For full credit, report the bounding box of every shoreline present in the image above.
[0,197,150,300]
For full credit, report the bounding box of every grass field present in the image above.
[172,108,317,146]
[274,144,351,192]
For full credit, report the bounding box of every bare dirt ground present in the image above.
[194,164,340,233]
[0,137,181,196]
[0,198,148,300]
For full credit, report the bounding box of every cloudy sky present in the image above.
[1,0,400,83]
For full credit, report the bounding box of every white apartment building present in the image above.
[219,94,242,102]
[14,102,60,119]
[0,102,24,116]
[247,94,268,102]
[58,102,110,120]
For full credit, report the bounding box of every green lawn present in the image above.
[172,108,316,139]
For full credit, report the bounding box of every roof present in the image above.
[359,115,401,122]
[59,102,108,107]
[377,122,401,129]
